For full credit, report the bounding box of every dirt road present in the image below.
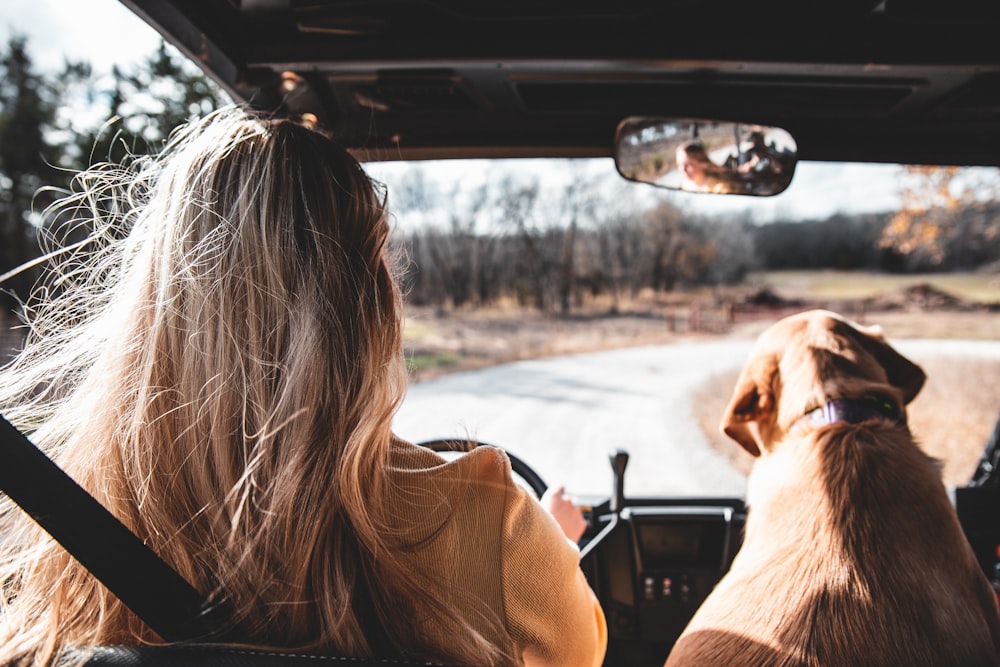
[393,338,1000,500]
[395,339,756,499]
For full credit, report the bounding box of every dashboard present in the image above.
[579,497,746,666]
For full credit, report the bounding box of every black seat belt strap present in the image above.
[0,413,226,643]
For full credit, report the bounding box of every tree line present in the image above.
[2,36,998,320]
[395,196,1000,312]
[392,185,755,313]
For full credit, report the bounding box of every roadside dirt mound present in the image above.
[865,282,971,311]
[742,287,807,308]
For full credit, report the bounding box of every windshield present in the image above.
[365,158,1000,499]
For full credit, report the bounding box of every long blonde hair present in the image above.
[0,107,499,665]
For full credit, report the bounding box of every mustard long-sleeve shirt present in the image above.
[385,437,608,666]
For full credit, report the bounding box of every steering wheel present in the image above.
[969,408,1000,487]
[418,438,548,498]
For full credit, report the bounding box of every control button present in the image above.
[662,577,673,598]
[643,576,655,600]
[678,577,691,603]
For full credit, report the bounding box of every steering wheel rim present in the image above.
[418,438,548,498]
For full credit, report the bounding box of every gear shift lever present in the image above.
[609,449,629,515]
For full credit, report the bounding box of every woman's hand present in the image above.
[541,484,586,543]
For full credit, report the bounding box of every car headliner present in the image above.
[121,1,1000,166]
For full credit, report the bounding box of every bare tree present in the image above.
[552,163,607,314]
[494,173,548,309]
[644,202,691,292]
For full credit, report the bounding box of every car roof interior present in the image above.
[121,0,1000,166]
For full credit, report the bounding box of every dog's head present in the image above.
[721,310,926,456]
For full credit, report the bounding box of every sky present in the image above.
[0,0,914,224]
[0,0,162,73]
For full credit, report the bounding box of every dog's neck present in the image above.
[791,395,904,433]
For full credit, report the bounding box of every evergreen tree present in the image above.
[0,35,67,311]
[74,40,230,166]
[0,35,229,317]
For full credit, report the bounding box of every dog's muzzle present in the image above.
[792,395,904,433]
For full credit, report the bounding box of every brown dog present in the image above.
[665,310,1000,667]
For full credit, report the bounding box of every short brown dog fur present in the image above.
[665,310,1000,667]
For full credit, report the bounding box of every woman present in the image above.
[675,141,737,194]
[0,106,606,666]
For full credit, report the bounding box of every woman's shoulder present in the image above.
[384,437,526,545]
[388,437,515,492]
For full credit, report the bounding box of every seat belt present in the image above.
[0,413,227,643]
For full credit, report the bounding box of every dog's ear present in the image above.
[720,363,775,457]
[872,341,926,405]
[853,322,927,405]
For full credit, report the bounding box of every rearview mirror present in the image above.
[614,117,797,196]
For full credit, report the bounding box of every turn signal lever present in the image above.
[609,448,629,515]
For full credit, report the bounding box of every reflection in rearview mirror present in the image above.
[614,117,797,197]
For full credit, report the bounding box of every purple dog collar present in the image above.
[792,395,904,433]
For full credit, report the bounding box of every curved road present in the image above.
[393,339,1000,500]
